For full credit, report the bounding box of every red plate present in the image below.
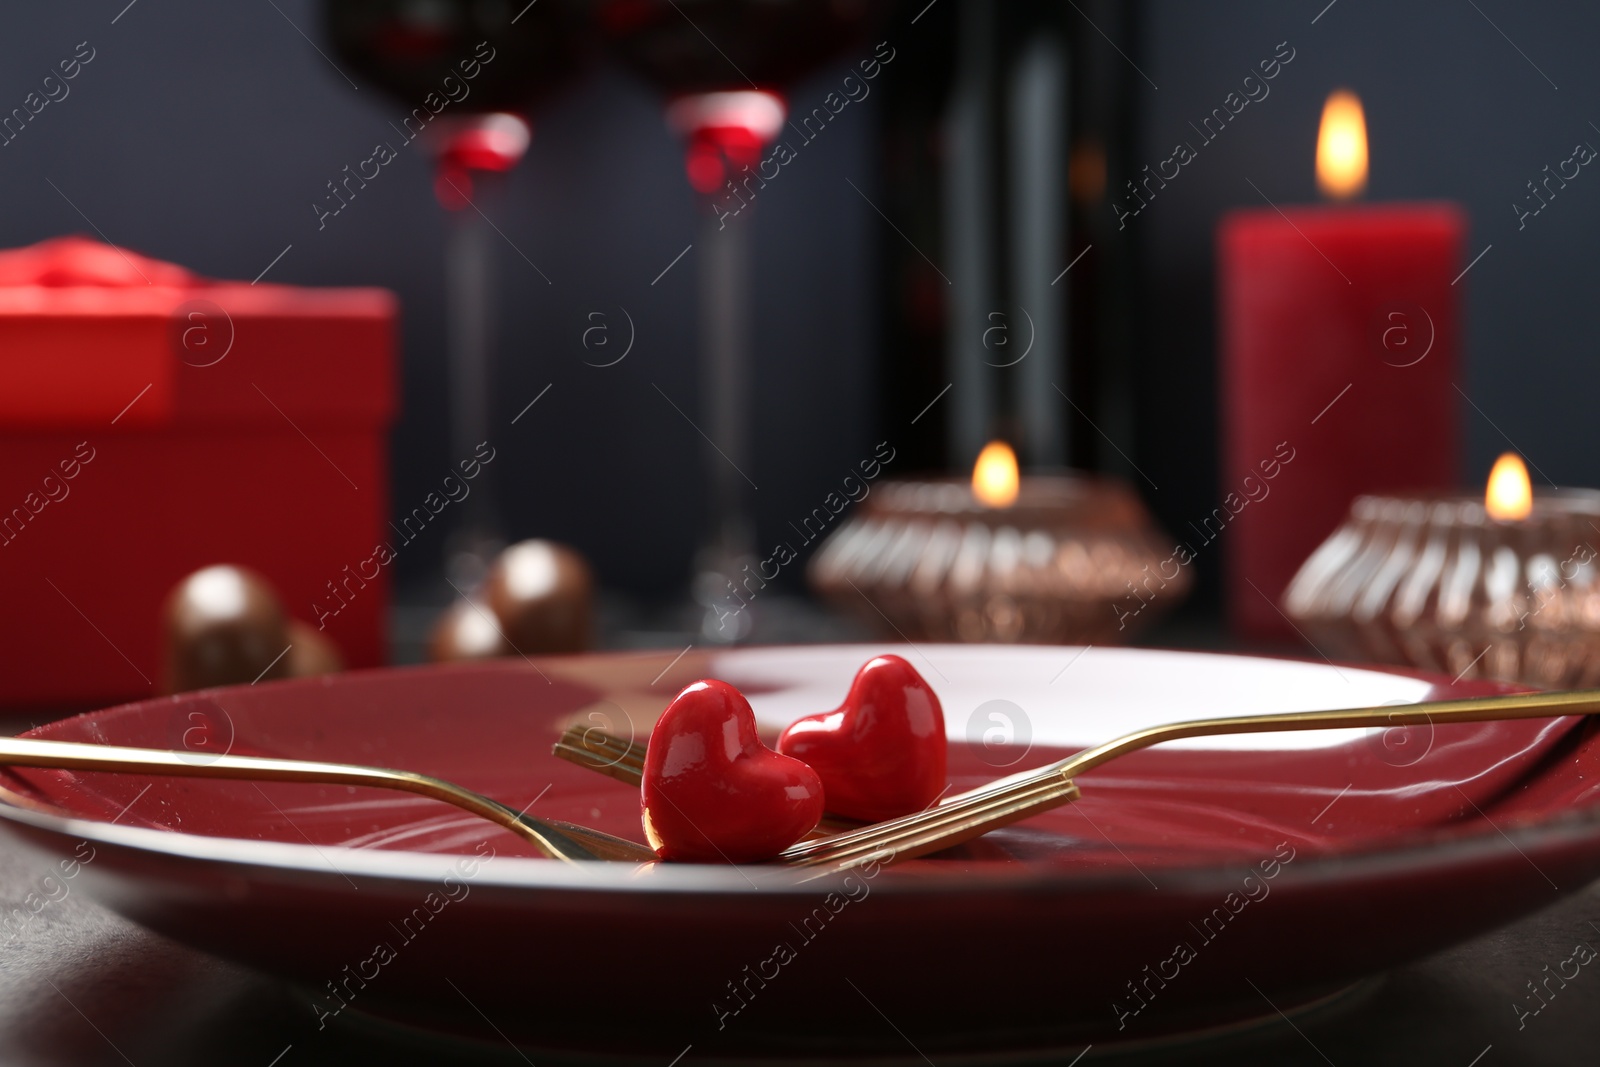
[0,645,1595,1060]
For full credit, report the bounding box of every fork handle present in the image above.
[0,736,654,864]
[1040,685,1600,783]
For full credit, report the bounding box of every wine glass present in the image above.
[598,0,885,641]
[324,0,593,585]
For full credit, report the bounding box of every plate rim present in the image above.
[3,792,1599,899]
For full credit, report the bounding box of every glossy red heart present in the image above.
[776,654,947,821]
[641,679,824,863]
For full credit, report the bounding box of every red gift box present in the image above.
[0,237,396,710]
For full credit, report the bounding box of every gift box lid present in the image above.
[0,236,396,430]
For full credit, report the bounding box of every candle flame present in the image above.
[972,441,1019,508]
[1316,89,1368,200]
[1485,452,1532,521]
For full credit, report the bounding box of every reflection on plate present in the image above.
[2,645,1596,1060]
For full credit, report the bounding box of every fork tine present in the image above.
[551,726,862,836]
[558,725,643,757]
[793,778,1080,876]
[789,775,1068,861]
[552,734,645,788]
[779,761,1065,861]
[541,817,659,862]
[784,771,1079,869]
[559,724,646,761]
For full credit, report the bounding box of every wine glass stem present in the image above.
[699,209,753,563]
[446,188,502,559]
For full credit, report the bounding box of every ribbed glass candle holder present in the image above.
[808,476,1189,644]
[1283,491,1600,686]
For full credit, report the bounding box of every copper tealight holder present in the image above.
[809,468,1189,644]
[1283,471,1600,686]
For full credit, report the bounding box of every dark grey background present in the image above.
[2,0,1597,606]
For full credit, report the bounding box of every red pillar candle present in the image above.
[1216,90,1465,640]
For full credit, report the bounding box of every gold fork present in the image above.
[568,686,1600,872]
[0,733,1073,875]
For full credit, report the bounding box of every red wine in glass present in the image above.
[326,0,591,112]
[599,0,879,94]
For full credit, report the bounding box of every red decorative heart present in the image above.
[777,654,947,821]
[641,679,824,863]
